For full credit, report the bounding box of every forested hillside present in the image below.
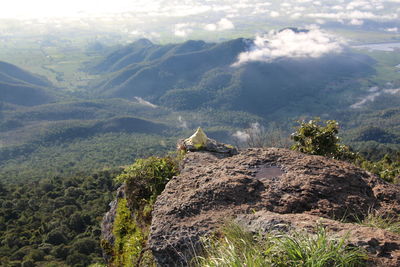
[0,170,118,267]
[0,61,59,106]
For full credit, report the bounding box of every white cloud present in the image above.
[174,29,188,37]
[129,30,142,35]
[174,23,194,37]
[346,0,373,10]
[350,18,364,25]
[270,11,280,17]
[204,23,217,31]
[204,23,217,32]
[252,7,269,15]
[232,122,262,143]
[258,2,271,6]
[294,6,306,11]
[309,10,398,20]
[134,97,158,108]
[2,0,400,38]
[291,12,302,19]
[385,27,398,32]
[164,5,211,17]
[218,18,235,30]
[204,18,234,31]
[233,27,343,66]
[332,5,344,10]
[351,88,400,108]
[232,130,250,142]
[178,116,188,129]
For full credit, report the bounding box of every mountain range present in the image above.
[90,38,375,117]
[1,34,399,181]
[0,61,58,106]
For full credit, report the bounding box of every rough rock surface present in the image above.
[149,148,400,266]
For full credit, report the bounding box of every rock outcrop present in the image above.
[177,127,238,155]
[149,148,400,266]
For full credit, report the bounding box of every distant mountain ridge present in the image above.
[0,61,51,87]
[90,37,375,117]
[0,61,57,106]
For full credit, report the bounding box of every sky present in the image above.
[2,0,400,20]
[0,0,138,18]
[0,0,399,41]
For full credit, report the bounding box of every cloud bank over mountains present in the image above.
[1,0,399,39]
[234,27,343,65]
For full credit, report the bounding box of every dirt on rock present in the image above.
[149,148,400,266]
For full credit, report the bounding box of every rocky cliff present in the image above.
[102,145,400,266]
[149,148,400,266]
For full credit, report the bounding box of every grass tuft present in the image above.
[359,212,400,234]
[192,223,367,267]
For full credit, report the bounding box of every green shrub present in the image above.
[24,249,45,261]
[8,261,22,267]
[291,119,357,161]
[291,119,400,183]
[71,238,98,254]
[45,230,67,245]
[21,259,35,267]
[359,154,400,183]
[65,252,90,267]
[116,156,179,208]
[11,249,27,261]
[51,244,69,260]
[68,212,89,233]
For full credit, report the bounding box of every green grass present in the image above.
[359,212,400,234]
[193,223,367,267]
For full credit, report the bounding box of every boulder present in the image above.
[149,148,400,266]
[178,127,238,155]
